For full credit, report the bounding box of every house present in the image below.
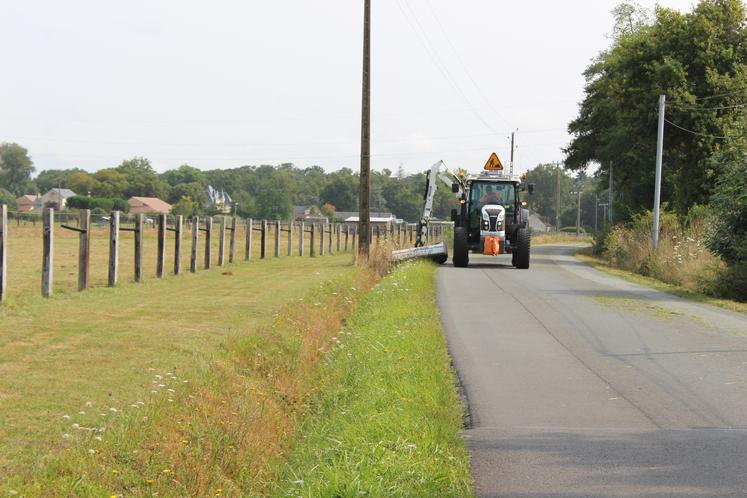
[33,188,77,212]
[205,185,233,214]
[16,194,40,212]
[293,205,327,222]
[128,197,172,214]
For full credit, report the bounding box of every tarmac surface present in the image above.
[437,244,747,498]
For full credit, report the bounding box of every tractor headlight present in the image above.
[498,211,505,221]
[482,211,489,221]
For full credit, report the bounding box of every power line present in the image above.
[692,90,747,101]
[663,118,744,141]
[394,0,502,136]
[422,0,511,127]
[668,102,747,111]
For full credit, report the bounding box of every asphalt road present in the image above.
[437,244,747,498]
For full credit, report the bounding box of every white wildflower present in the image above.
[109,407,118,413]
[62,415,70,420]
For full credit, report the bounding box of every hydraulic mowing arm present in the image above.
[415,160,464,247]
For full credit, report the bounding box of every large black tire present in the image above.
[511,251,517,267]
[515,228,531,269]
[453,226,469,267]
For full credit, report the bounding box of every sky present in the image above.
[1,0,697,177]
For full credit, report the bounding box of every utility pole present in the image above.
[555,161,561,231]
[509,131,516,175]
[599,203,609,230]
[358,0,371,257]
[594,193,598,233]
[608,161,614,224]
[652,94,665,250]
[571,190,582,237]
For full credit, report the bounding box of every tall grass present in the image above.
[594,210,725,294]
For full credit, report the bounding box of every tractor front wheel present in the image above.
[453,226,469,267]
[514,228,531,269]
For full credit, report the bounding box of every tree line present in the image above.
[0,144,457,222]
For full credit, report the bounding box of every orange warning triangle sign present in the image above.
[484,152,504,171]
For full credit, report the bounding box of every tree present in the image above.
[0,143,35,195]
[92,169,128,198]
[565,0,747,218]
[0,188,16,208]
[68,171,99,196]
[161,164,206,187]
[168,182,208,205]
[34,168,84,193]
[116,157,170,199]
[320,170,358,211]
[171,196,202,218]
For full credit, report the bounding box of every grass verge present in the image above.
[532,232,592,246]
[577,247,747,315]
[0,254,366,496]
[271,260,472,497]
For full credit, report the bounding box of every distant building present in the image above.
[16,194,40,212]
[128,196,172,214]
[293,205,327,222]
[33,188,77,212]
[205,185,233,214]
[332,211,397,226]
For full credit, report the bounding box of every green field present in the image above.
[0,250,356,495]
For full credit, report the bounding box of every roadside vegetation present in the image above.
[271,260,472,497]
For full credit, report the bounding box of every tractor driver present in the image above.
[481,185,502,205]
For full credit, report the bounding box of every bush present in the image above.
[66,195,129,213]
[706,148,747,301]
[597,208,724,293]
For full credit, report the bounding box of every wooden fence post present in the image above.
[229,217,237,263]
[260,220,267,259]
[336,223,341,252]
[157,213,166,278]
[134,213,143,282]
[218,217,226,266]
[310,224,315,257]
[42,208,54,297]
[299,221,305,256]
[319,223,325,256]
[328,223,333,254]
[287,221,293,256]
[351,225,357,254]
[108,210,119,287]
[345,224,350,253]
[375,225,380,245]
[245,218,253,260]
[174,215,183,275]
[204,216,213,269]
[0,205,6,303]
[77,209,91,291]
[274,220,280,257]
[190,216,199,273]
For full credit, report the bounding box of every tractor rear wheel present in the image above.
[515,228,531,269]
[453,226,469,267]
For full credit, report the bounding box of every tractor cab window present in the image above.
[468,182,516,230]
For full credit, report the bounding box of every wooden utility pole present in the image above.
[555,161,562,231]
[358,0,371,258]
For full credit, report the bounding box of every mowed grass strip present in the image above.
[0,253,357,495]
[272,260,472,498]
